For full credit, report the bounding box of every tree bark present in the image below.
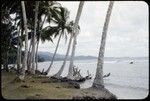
[20,1,28,80]
[35,39,39,72]
[92,1,114,88]
[27,38,33,71]
[35,15,47,72]
[45,33,62,75]
[53,34,73,78]
[67,1,84,79]
[31,1,39,74]
[4,50,9,72]
[17,28,21,74]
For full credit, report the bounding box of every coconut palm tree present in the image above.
[1,1,62,74]
[1,1,20,72]
[30,1,39,74]
[52,21,80,78]
[19,1,28,80]
[1,21,14,72]
[44,7,72,75]
[16,25,22,74]
[34,1,61,67]
[67,1,84,80]
[29,1,62,73]
[2,1,27,75]
[92,1,114,88]
[35,15,47,72]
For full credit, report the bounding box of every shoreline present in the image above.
[1,71,117,99]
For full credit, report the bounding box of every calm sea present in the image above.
[8,58,149,99]
[38,58,149,99]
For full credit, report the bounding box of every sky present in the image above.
[38,1,149,57]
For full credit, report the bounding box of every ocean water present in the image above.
[37,59,149,99]
[8,58,149,99]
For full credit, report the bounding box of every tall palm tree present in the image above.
[32,1,62,73]
[1,1,19,72]
[27,1,61,73]
[44,7,71,75]
[67,1,84,79]
[53,21,79,78]
[19,1,28,80]
[30,1,39,74]
[92,1,114,88]
[35,15,47,72]
[16,27,22,74]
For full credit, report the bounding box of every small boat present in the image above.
[130,61,134,64]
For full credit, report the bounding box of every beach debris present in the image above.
[130,61,134,64]
[20,84,30,88]
[72,96,96,99]
[103,73,110,78]
[9,66,17,73]
[72,66,92,81]
[49,66,93,89]
[35,70,42,75]
[50,65,92,83]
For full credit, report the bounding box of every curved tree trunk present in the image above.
[17,28,21,74]
[19,28,23,71]
[45,33,62,75]
[67,1,84,79]
[35,39,39,72]
[19,38,22,72]
[35,15,47,72]
[31,1,39,74]
[53,34,73,78]
[20,1,28,80]
[92,1,114,88]
[27,38,33,71]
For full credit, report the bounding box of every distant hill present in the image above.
[38,51,148,62]
[38,51,97,61]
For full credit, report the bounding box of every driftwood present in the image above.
[48,66,93,89]
[130,61,133,64]
[103,73,110,78]
[9,66,17,73]
[49,76,80,89]
[50,65,92,85]
[73,66,92,82]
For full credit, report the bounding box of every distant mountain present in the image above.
[38,51,97,61]
[38,51,148,62]
[75,55,97,60]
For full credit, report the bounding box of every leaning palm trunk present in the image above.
[92,1,114,88]
[31,1,39,74]
[20,1,28,80]
[53,34,73,78]
[17,28,21,74]
[67,1,84,79]
[35,15,47,72]
[27,38,33,71]
[45,34,62,75]
[35,38,39,72]
[19,41,22,72]
[19,29,23,72]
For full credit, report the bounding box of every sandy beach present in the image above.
[1,71,116,99]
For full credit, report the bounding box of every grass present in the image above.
[1,71,117,99]
[1,71,78,99]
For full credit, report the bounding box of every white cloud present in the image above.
[38,1,148,57]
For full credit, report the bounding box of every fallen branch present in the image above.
[51,65,92,84]
[103,73,110,78]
